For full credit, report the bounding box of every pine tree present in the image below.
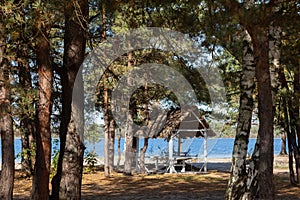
[0,12,14,198]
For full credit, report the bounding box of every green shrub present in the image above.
[84,151,98,173]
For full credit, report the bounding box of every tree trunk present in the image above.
[104,77,110,177]
[51,0,88,199]
[280,132,287,155]
[288,107,300,185]
[19,60,35,177]
[268,24,281,108]
[123,50,137,175]
[0,45,14,200]
[139,91,150,174]
[108,119,115,173]
[60,89,85,199]
[278,65,300,185]
[250,25,275,199]
[139,138,149,174]
[124,114,135,175]
[225,30,256,199]
[101,4,115,177]
[245,138,260,199]
[51,64,71,200]
[222,1,279,199]
[282,97,297,185]
[117,132,121,170]
[103,77,115,177]
[31,14,53,199]
[104,116,116,175]
[292,61,300,184]
[20,123,34,176]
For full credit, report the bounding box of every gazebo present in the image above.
[156,106,216,173]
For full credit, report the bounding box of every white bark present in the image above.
[226,30,256,200]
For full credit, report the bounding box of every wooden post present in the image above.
[178,135,181,156]
[136,136,139,172]
[124,134,126,152]
[168,135,176,173]
[204,131,207,172]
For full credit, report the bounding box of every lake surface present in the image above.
[0,138,285,163]
[86,138,285,158]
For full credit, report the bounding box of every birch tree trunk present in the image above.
[225,30,256,199]
[226,13,280,200]
[245,5,281,199]
[222,1,279,199]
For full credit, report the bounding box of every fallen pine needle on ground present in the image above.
[13,156,300,200]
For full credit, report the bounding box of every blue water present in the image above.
[0,138,285,163]
[86,138,285,158]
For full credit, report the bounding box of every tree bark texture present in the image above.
[123,51,137,175]
[104,79,110,177]
[280,133,287,155]
[59,67,85,200]
[31,14,53,199]
[268,24,281,107]
[219,1,281,199]
[108,119,115,174]
[101,5,115,177]
[292,61,300,184]
[139,85,149,174]
[0,44,15,200]
[225,30,256,200]
[124,114,135,175]
[250,25,275,199]
[139,137,149,174]
[278,65,300,186]
[103,79,116,178]
[51,0,88,199]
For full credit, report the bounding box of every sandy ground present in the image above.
[13,156,300,200]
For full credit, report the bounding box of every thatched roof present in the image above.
[155,106,216,139]
[134,106,216,139]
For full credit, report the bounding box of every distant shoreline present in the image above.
[11,136,284,139]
